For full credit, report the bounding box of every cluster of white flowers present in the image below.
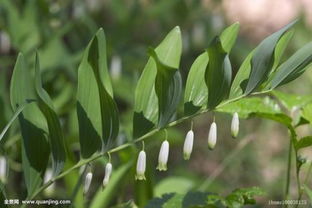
[83,161,113,195]
[82,113,240,188]
[134,112,240,180]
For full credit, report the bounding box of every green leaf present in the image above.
[272,90,312,110]
[229,51,253,99]
[217,97,281,118]
[205,37,232,109]
[90,161,133,208]
[77,28,119,158]
[184,23,239,115]
[295,136,312,150]
[220,22,240,53]
[272,30,294,71]
[34,54,66,176]
[154,177,194,197]
[149,48,182,128]
[10,53,50,196]
[184,52,208,115]
[133,26,182,137]
[225,187,265,207]
[244,20,297,94]
[269,42,312,89]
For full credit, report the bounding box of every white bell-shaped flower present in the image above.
[208,122,217,150]
[44,169,54,196]
[231,112,239,138]
[0,157,6,183]
[102,163,112,187]
[135,151,146,180]
[157,140,169,171]
[183,130,194,160]
[84,171,93,194]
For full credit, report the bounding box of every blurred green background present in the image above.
[0,0,312,207]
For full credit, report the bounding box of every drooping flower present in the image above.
[0,156,6,183]
[44,169,54,196]
[183,130,194,160]
[84,171,93,195]
[231,112,239,138]
[208,122,217,150]
[102,163,112,187]
[157,141,169,171]
[135,151,146,180]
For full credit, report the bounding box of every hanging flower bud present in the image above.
[183,130,194,160]
[208,122,217,150]
[84,171,93,195]
[157,141,169,171]
[44,169,54,196]
[135,151,146,180]
[0,156,6,183]
[102,163,112,187]
[231,112,239,138]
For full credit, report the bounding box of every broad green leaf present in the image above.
[133,26,182,137]
[295,136,312,150]
[88,31,119,147]
[220,22,240,53]
[229,51,253,98]
[77,28,119,158]
[184,23,239,115]
[244,20,297,94]
[272,91,312,109]
[269,42,312,89]
[184,52,208,115]
[10,53,50,196]
[205,37,232,109]
[217,97,281,118]
[272,30,294,71]
[90,161,133,208]
[149,48,182,128]
[34,54,66,176]
[154,177,194,197]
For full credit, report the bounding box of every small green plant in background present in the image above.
[0,18,312,208]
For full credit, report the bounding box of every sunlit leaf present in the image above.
[133,26,182,137]
[217,97,281,118]
[220,22,240,53]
